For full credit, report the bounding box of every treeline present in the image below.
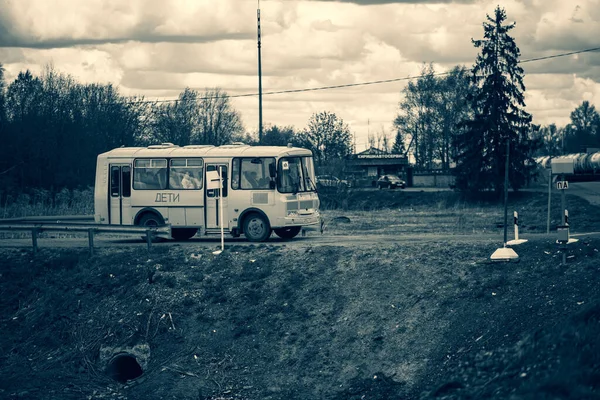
[392,68,600,172]
[393,64,473,171]
[0,64,356,192]
[0,65,252,190]
[530,101,600,156]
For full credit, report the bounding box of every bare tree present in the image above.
[197,88,244,145]
[304,111,352,165]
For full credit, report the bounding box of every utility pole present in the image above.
[503,137,510,245]
[257,0,263,144]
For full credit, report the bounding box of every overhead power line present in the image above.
[126,46,600,105]
[519,46,600,64]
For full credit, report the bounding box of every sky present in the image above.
[0,0,599,152]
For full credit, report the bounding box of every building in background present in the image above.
[346,147,410,186]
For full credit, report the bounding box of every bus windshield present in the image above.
[277,156,316,193]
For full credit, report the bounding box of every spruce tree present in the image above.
[454,6,535,194]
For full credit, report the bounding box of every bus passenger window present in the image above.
[134,159,167,190]
[239,157,275,190]
[110,166,120,197]
[231,159,240,189]
[122,166,131,197]
[170,158,203,190]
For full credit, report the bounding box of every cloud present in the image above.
[0,33,255,49]
[0,0,256,48]
[304,0,477,4]
[532,1,600,52]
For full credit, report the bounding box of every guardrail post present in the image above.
[146,229,152,252]
[88,228,95,256]
[31,228,38,255]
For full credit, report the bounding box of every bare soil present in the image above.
[1,190,599,400]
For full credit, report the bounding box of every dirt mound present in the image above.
[1,234,599,399]
[424,303,600,400]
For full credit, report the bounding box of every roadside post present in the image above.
[552,158,577,265]
[506,211,527,245]
[218,165,225,254]
[31,227,39,255]
[491,139,519,261]
[550,158,573,230]
[88,228,95,256]
[206,168,225,255]
[556,209,578,265]
[146,229,153,252]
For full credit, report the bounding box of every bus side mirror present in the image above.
[269,164,276,178]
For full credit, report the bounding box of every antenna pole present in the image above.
[257,0,263,144]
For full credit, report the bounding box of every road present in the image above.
[567,182,600,206]
[2,182,599,253]
[3,230,600,253]
[0,232,498,250]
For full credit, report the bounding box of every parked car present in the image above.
[316,175,351,189]
[376,175,406,189]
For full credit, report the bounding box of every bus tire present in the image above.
[274,226,301,239]
[171,228,198,241]
[243,213,271,242]
[138,212,165,242]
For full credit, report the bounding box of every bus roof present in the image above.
[98,143,313,160]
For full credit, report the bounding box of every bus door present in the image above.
[205,164,229,229]
[109,164,132,225]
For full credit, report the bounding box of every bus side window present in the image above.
[110,166,120,197]
[170,158,203,190]
[231,159,240,189]
[239,157,274,190]
[122,166,131,197]
[170,171,183,189]
[133,159,167,190]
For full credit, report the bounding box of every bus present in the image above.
[94,142,321,242]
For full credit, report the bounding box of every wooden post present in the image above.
[146,229,152,252]
[31,228,38,255]
[88,228,95,256]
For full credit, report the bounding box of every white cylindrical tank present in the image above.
[590,152,600,172]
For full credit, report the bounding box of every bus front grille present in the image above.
[299,200,314,210]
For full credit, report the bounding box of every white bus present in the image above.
[94,143,321,242]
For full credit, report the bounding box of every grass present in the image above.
[0,187,94,219]
[1,186,599,241]
[320,189,600,237]
[0,187,95,239]
[322,206,501,236]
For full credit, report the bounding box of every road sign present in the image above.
[556,181,569,190]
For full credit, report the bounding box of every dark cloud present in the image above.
[0,32,254,49]
[304,0,477,4]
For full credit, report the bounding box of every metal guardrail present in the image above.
[0,215,95,223]
[0,220,171,254]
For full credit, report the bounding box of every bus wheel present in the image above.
[138,213,165,242]
[274,226,301,239]
[171,228,198,241]
[243,213,271,242]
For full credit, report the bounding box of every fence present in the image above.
[0,216,171,254]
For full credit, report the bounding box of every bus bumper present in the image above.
[275,213,320,228]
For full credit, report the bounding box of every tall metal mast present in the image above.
[257,0,263,143]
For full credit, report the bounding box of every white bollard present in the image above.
[506,211,527,245]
